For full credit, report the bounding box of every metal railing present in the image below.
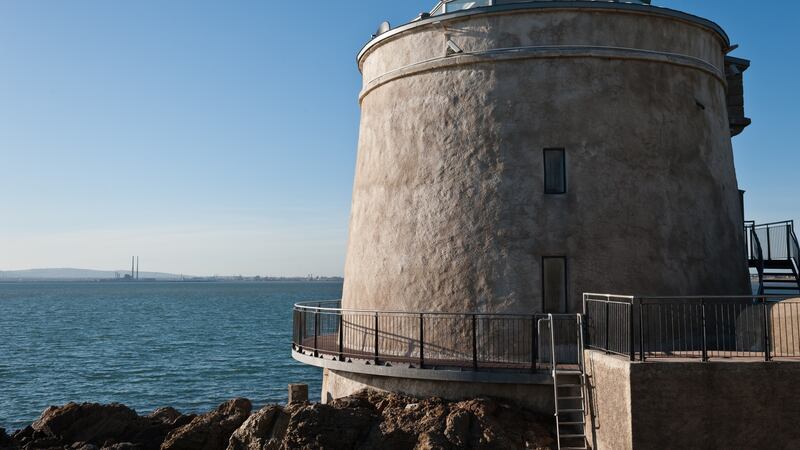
[749,220,797,263]
[584,294,800,361]
[745,221,765,294]
[293,301,581,372]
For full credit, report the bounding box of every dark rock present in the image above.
[7,391,554,450]
[242,389,555,450]
[11,426,34,441]
[281,402,378,450]
[101,443,143,450]
[71,443,99,450]
[0,428,11,448]
[147,409,181,425]
[32,403,140,445]
[444,409,472,447]
[28,402,187,450]
[226,406,288,450]
[161,398,251,450]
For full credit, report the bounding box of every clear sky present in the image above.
[0,1,797,276]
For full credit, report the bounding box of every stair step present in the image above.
[558,384,582,388]
[559,396,584,400]
[560,421,586,425]
[558,409,585,413]
[560,447,587,450]
[560,434,586,438]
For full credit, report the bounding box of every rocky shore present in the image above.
[0,390,555,450]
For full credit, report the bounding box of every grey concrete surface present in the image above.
[322,368,555,415]
[584,350,800,449]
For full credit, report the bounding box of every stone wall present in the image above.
[584,350,800,449]
[322,369,555,415]
[345,4,749,316]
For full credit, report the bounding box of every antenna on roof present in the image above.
[373,21,391,38]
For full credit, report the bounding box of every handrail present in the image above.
[750,220,794,229]
[548,313,557,377]
[293,302,583,373]
[750,224,765,295]
[294,300,569,317]
[584,293,800,362]
[790,229,800,274]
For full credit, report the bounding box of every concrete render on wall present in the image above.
[344,6,749,316]
[322,368,555,415]
[583,351,632,449]
[584,350,800,449]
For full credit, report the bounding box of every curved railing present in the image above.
[292,301,581,372]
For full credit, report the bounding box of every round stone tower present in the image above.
[343,0,750,316]
[321,0,751,406]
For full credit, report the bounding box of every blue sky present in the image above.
[0,1,797,276]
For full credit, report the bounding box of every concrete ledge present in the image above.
[357,1,729,66]
[360,45,726,102]
[291,349,553,385]
[322,368,558,415]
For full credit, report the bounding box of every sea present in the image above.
[0,281,341,432]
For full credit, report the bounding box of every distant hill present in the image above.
[0,268,183,281]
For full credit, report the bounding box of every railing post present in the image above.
[293,309,298,351]
[338,313,344,361]
[605,300,610,354]
[639,300,646,361]
[419,313,425,369]
[701,299,708,362]
[374,313,379,364]
[763,298,772,362]
[472,314,478,371]
[629,300,635,361]
[531,315,537,372]
[788,224,792,261]
[766,224,771,260]
[313,308,319,357]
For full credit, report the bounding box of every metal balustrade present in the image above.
[293,301,581,372]
[584,294,800,361]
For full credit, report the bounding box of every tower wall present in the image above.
[343,5,750,315]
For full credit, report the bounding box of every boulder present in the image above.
[280,402,378,450]
[161,399,251,450]
[7,391,554,450]
[147,409,181,425]
[72,443,99,450]
[0,428,11,447]
[101,443,143,450]
[226,406,288,450]
[32,403,140,444]
[277,390,555,450]
[27,402,188,450]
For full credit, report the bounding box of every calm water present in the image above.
[0,281,339,431]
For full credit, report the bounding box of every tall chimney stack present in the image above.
[136,257,139,280]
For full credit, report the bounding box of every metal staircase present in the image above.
[746,221,800,295]
[542,313,588,450]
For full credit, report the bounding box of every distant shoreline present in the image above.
[0,278,343,283]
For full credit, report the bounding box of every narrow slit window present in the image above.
[543,257,567,313]
[544,148,566,194]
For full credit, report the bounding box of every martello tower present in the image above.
[343,0,751,316]
[292,4,800,446]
